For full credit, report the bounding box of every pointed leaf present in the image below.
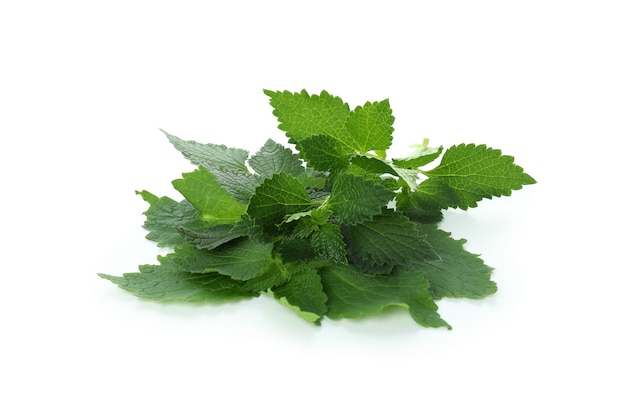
[417,144,537,210]
[311,222,347,264]
[264,89,351,144]
[327,172,395,225]
[98,257,257,302]
[295,135,351,172]
[412,224,496,299]
[247,173,313,227]
[136,190,202,248]
[163,130,249,171]
[345,99,394,153]
[210,168,262,204]
[273,266,328,325]
[172,166,246,224]
[249,139,305,178]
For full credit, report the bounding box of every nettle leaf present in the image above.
[264,89,350,142]
[320,265,450,329]
[172,167,247,225]
[210,168,262,204]
[412,224,496,299]
[416,144,536,210]
[247,173,313,227]
[100,90,535,330]
[311,222,347,264]
[163,129,249,172]
[273,266,328,325]
[295,135,351,172]
[345,210,438,266]
[327,172,395,225]
[249,139,305,179]
[98,256,257,302]
[177,220,256,251]
[265,89,393,154]
[167,240,274,281]
[345,99,394,153]
[136,190,202,248]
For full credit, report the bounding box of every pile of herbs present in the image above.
[99,89,535,329]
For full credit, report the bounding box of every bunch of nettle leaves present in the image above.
[100,89,535,329]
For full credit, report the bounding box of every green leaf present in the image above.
[241,262,289,292]
[311,222,347,264]
[264,89,351,144]
[210,168,262,204]
[98,257,257,302]
[136,190,202,248]
[345,99,394,153]
[249,139,305,178]
[265,90,394,155]
[416,144,537,210]
[273,266,328,325]
[162,129,249,172]
[295,135,351,172]
[345,210,438,266]
[320,265,450,329]
[412,224,496,299]
[172,166,247,224]
[177,221,254,251]
[167,240,275,281]
[247,172,313,227]
[395,190,443,224]
[327,172,395,225]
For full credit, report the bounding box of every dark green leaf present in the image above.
[167,241,274,281]
[327,172,395,225]
[98,256,257,302]
[247,173,313,227]
[163,129,249,171]
[249,139,305,178]
[412,224,496,299]
[273,266,328,325]
[320,265,450,329]
[136,190,202,248]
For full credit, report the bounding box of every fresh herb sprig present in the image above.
[99,89,535,329]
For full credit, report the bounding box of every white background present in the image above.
[2,1,624,415]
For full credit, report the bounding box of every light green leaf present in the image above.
[417,144,537,210]
[264,89,351,144]
[98,257,257,302]
[162,129,249,172]
[247,173,313,227]
[345,99,394,153]
[327,172,395,225]
[320,265,450,329]
[172,166,247,224]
